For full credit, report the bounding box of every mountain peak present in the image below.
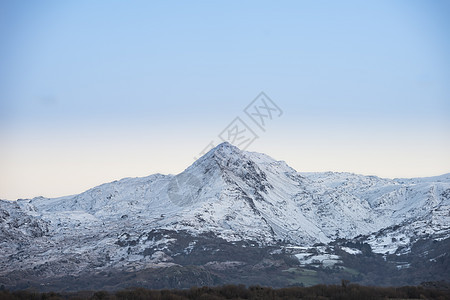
[212,141,240,156]
[193,142,281,172]
[194,142,243,165]
[212,141,239,153]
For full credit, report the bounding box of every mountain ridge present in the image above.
[1,142,449,290]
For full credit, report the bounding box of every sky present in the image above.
[0,0,449,200]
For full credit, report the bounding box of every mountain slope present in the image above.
[0,142,449,290]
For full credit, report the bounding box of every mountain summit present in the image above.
[1,144,449,290]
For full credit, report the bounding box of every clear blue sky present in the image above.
[1,0,449,199]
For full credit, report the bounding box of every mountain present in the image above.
[1,142,449,291]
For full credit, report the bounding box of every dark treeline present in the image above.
[0,283,449,300]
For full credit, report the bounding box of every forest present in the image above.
[0,282,449,300]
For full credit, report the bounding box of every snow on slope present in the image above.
[0,142,449,275]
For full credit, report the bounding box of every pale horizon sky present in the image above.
[1,0,450,200]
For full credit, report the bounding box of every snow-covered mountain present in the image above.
[1,142,449,290]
